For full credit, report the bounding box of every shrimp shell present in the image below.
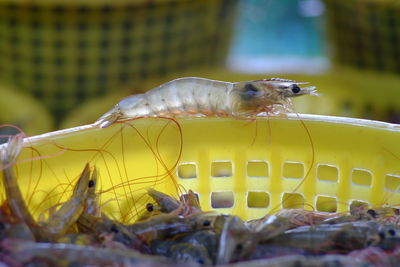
[96,77,316,128]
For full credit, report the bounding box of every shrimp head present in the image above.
[231,78,317,115]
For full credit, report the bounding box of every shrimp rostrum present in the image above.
[96,77,317,128]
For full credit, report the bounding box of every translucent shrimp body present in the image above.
[96,77,317,128]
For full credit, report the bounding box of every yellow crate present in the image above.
[1,114,400,222]
[0,0,238,121]
[324,0,400,74]
[0,82,53,136]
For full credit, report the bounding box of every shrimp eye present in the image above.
[110,224,119,233]
[292,85,301,94]
[203,220,211,226]
[240,83,259,100]
[367,209,377,218]
[146,203,154,212]
[88,180,95,188]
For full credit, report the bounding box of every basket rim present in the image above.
[1,113,397,148]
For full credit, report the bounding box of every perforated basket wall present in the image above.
[1,115,400,222]
[0,0,238,121]
[324,0,400,73]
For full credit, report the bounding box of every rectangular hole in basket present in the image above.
[385,174,400,191]
[352,168,372,186]
[247,161,269,178]
[283,161,304,179]
[349,200,369,212]
[316,195,337,212]
[247,191,269,208]
[282,193,304,209]
[180,192,200,203]
[211,191,234,208]
[177,163,197,179]
[317,164,338,182]
[211,161,232,177]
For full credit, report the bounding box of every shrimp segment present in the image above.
[96,77,317,128]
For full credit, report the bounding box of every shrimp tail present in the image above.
[94,105,122,128]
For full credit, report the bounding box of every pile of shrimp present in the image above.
[1,135,400,267]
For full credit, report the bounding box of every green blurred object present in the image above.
[0,0,238,123]
[0,83,53,136]
[324,0,400,74]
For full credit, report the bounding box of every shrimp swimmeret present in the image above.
[96,77,317,128]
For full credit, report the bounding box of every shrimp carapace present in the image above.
[95,77,317,128]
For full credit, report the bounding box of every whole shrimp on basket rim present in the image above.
[95,77,317,128]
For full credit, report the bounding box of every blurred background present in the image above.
[0,0,399,137]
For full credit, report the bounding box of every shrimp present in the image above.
[95,77,317,128]
[2,239,172,267]
[181,190,201,211]
[274,209,338,227]
[43,163,91,236]
[0,135,35,226]
[270,221,400,253]
[77,212,148,252]
[0,134,45,240]
[1,135,94,240]
[150,239,212,266]
[220,255,358,267]
[217,215,253,264]
[85,167,100,216]
[127,213,212,244]
[135,203,163,222]
[146,188,180,213]
[217,215,294,264]
[166,242,212,266]
[178,230,217,263]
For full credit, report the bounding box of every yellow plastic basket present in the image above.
[1,114,400,222]
[0,82,53,136]
[324,0,400,74]
[0,0,238,121]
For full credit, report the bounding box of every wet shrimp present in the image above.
[85,167,100,216]
[1,138,94,241]
[44,163,91,236]
[77,212,148,251]
[96,77,317,128]
[1,135,34,224]
[269,221,400,253]
[127,213,213,244]
[3,239,172,267]
[146,188,180,213]
[274,209,338,227]
[0,134,45,240]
